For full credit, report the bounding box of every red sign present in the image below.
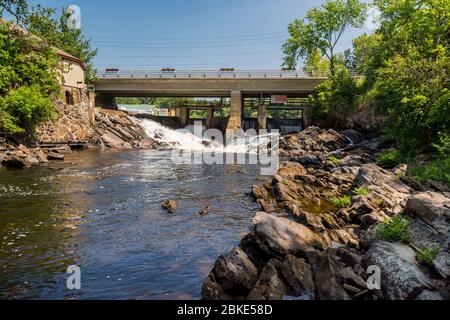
[271,95,287,105]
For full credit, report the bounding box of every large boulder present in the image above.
[364,241,434,300]
[354,164,413,215]
[406,192,450,278]
[406,192,450,233]
[251,212,327,257]
[208,247,258,294]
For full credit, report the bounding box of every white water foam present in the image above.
[139,119,278,154]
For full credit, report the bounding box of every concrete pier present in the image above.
[175,107,189,126]
[258,103,267,131]
[226,91,243,131]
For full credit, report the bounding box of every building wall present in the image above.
[36,87,95,143]
[61,59,85,89]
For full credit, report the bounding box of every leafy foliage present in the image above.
[308,65,360,124]
[283,0,367,74]
[417,245,441,265]
[331,195,352,208]
[0,85,55,134]
[376,149,407,169]
[0,21,59,135]
[24,5,98,84]
[377,215,411,243]
[409,157,450,187]
[353,0,450,153]
[328,155,342,165]
[352,187,370,196]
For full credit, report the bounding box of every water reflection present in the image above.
[0,150,262,299]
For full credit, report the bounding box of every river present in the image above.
[0,121,266,300]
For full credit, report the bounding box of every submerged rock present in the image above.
[197,205,211,216]
[162,200,177,214]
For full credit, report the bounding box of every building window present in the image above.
[65,90,74,105]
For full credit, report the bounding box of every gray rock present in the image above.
[311,250,352,300]
[201,277,234,300]
[406,192,450,234]
[293,155,322,168]
[364,241,433,300]
[247,259,290,300]
[210,247,258,293]
[415,290,443,300]
[342,129,364,144]
[280,255,315,297]
[251,212,327,257]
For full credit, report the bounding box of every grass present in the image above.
[352,187,370,196]
[328,155,342,165]
[409,157,450,188]
[331,195,352,208]
[377,215,411,243]
[377,149,407,169]
[417,245,441,265]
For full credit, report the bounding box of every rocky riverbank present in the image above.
[1,108,156,169]
[202,127,450,300]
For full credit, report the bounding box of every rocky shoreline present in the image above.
[202,127,450,300]
[0,108,156,169]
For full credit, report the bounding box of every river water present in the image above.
[0,122,267,300]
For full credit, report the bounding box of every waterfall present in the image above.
[138,119,278,154]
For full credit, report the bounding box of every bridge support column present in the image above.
[176,107,189,127]
[227,91,243,131]
[206,107,213,128]
[302,107,310,130]
[95,94,118,110]
[258,103,267,131]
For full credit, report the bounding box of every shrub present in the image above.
[377,215,411,243]
[409,157,450,187]
[376,149,407,169]
[328,155,342,165]
[0,85,56,135]
[417,246,441,265]
[417,245,441,265]
[353,187,370,196]
[309,65,360,125]
[331,195,352,208]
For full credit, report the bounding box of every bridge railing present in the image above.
[96,68,356,79]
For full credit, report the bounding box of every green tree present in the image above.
[354,0,450,152]
[0,0,29,23]
[25,5,97,83]
[283,0,367,74]
[0,21,60,135]
[308,65,359,125]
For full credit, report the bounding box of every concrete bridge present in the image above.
[94,69,331,130]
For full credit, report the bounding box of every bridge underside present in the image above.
[95,78,323,131]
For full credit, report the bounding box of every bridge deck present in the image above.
[95,70,334,98]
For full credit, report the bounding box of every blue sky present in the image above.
[29,0,372,71]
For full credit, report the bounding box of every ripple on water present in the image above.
[0,150,262,299]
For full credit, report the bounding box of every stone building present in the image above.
[0,18,96,144]
[36,49,95,144]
